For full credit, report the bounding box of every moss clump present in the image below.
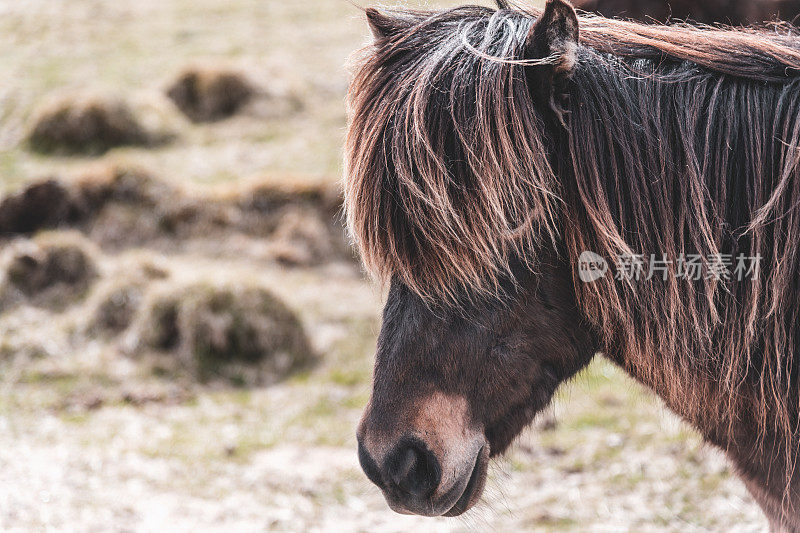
[134,282,313,385]
[87,282,145,336]
[166,68,254,122]
[26,95,150,155]
[271,207,337,266]
[0,233,99,311]
[0,180,79,235]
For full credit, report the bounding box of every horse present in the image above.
[345,0,800,528]
[573,0,800,25]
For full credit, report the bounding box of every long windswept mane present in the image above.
[345,4,800,496]
[345,6,800,300]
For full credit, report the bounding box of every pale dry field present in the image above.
[0,0,767,531]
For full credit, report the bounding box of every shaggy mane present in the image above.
[344,3,800,498]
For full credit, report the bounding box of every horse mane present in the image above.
[344,4,800,493]
[572,0,800,26]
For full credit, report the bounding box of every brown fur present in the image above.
[346,1,800,524]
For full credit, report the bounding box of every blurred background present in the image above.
[0,0,766,531]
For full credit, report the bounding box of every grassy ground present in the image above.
[0,0,472,188]
[0,0,767,530]
[0,252,764,530]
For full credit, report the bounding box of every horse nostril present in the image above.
[358,437,384,490]
[385,438,441,499]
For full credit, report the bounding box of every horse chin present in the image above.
[487,368,562,456]
[443,444,490,517]
[485,400,548,457]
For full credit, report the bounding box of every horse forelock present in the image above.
[345,5,800,301]
[345,6,561,304]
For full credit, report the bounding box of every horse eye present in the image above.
[490,339,511,359]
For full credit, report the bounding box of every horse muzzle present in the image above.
[356,393,489,517]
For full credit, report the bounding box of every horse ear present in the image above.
[524,0,579,126]
[525,0,579,76]
[366,8,403,40]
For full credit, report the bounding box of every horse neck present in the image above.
[559,49,800,511]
